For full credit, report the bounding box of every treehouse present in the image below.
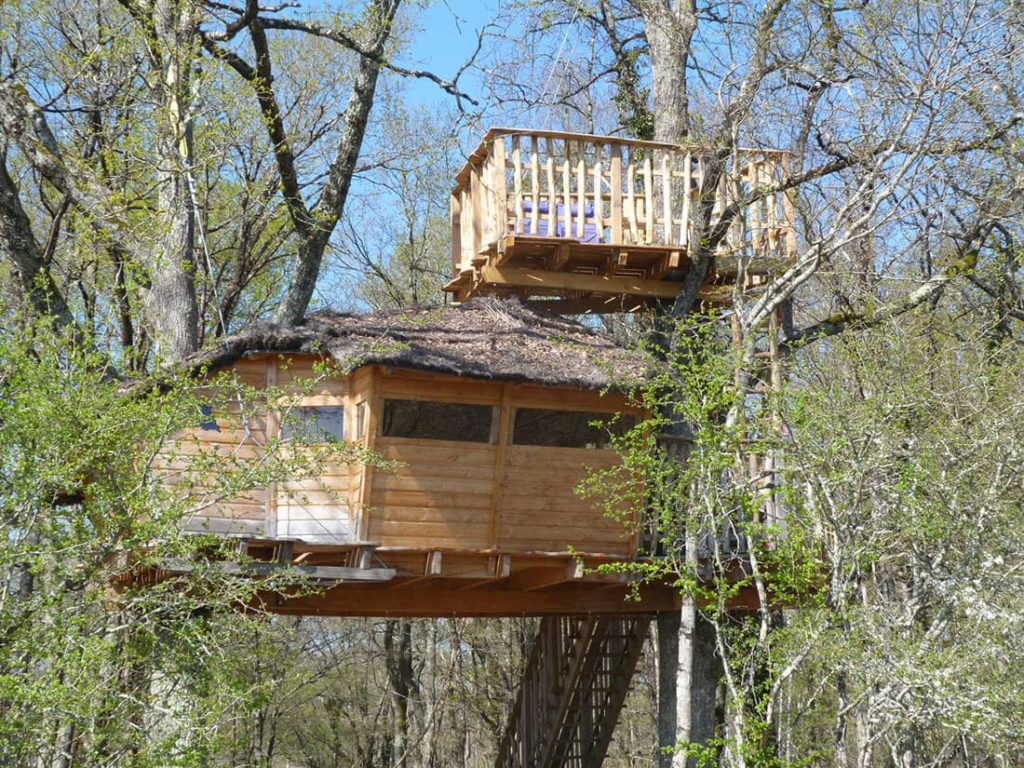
[158,300,679,617]
[445,128,797,313]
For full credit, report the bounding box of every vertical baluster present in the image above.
[661,151,671,246]
[681,152,692,248]
[546,138,556,237]
[782,153,797,259]
[626,152,638,243]
[610,143,622,244]
[451,192,463,270]
[643,154,654,243]
[593,148,603,241]
[530,136,540,235]
[766,159,778,254]
[492,135,508,240]
[468,166,479,260]
[562,141,572,240]
[576,142,586,240]
[512,135,523,235]
[748,158,760,256]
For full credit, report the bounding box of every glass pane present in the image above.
[381,400,494,443]
[199,404,220,432]
[282,406,345,442]
[512,408,635,448]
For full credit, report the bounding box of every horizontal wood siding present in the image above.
[166,362,272,536]
[276,467,360,542]
[369,438,495,548]
[497,446,633,555]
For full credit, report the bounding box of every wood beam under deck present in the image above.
[445,236,788,312]
[126,540,765,618]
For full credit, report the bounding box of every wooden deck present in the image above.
[444,128,797,311]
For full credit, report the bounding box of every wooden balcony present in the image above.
[444,128,797,313]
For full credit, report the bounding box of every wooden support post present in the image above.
[488,383,512,549]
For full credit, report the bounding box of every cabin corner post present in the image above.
[488,383,513,550]
[264,358,279,539]
[356,367,382,542]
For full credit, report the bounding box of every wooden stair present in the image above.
[496,615,652,768]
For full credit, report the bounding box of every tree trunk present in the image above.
[660,607,721,768]
[637,0,697,144]
[146,0,200,362]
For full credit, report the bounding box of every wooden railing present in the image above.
[451,128,797,273]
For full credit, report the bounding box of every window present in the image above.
[199,404,220,432]
[381,400,494,443]
[281,406,345,442]
[512,408,635,449]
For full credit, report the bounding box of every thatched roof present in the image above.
[188,298,649,391]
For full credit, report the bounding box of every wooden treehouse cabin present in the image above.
[162,300,678,618]
[445,128,796,313]
[150,128,792,768]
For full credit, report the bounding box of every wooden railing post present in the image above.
[492,135,508,240]
[546,137,557,237]
[576,142,586,240]
[512,134,523,236]
[610,143,623,245]
[529,137,540,235]
[450,192,463,271]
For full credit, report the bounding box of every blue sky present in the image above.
[396,1,497,109]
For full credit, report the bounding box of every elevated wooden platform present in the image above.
[444,128,797,312]
[134,538,683,617]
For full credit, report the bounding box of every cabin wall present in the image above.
[171,359,642,558]
[367,369,641,557]
[178,355,364,544]
[171,357,270,537]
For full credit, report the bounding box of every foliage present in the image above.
[0,316,376,766]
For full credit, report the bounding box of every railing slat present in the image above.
[644,155,654,244]
[626,154,638,243]
[681,152,691,248]
[782,154,798,258]
[748,160,760,256]
[610,144,622,245]
[562,144,572,243]
[492,136,507,240]
[661,152,671,247]
[593,154,603,241]
[512,135,523,236]
[530,138,540,235]
[576,142,586,240]
[546,138,556,237]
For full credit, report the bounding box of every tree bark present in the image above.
[635,0,697,144]
[0,155,74,328]
[146,0,200,362]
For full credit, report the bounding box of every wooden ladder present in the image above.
[495,615,652,768]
